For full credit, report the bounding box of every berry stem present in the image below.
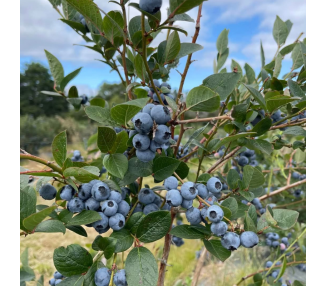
[109,253,117,286]
[173,172,185,184]
[125,200,139,224]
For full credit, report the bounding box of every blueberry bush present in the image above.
[20,1,306,285]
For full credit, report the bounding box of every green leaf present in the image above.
[110,131,128,154]
[66,225,88,237]
[248,205,257,226]
[23,206,57,231]
[125,212,145,235]
[186,86,220,112]
[111,98,149,126]
[57,275,84,286]
[175,43,203,60]
[231,59,243,75]
[243,165,265,189]
[293,281,305,286]
[238,190,254,202]
[272,209,299,229]
[202,72,241,100]
[90,97,106,108]
[215,132,256,151]
[169,225,206,239]
[20,270,35,282]
[273,53,282,78]
[276,256,287,281]
[257,208,277,232]
[231,103,248,122]
[280,43,296,56]
[260,41,265,67]
[220,198,238,217]
[35,220,66,234]
[66,0,103,33]
[85,106,114,125]
[58,209,74,224]
[66,210,101,226]
[251,118,272,136]
[203,239,231,262]
[53,244,93,277]
[60,67,82,91]
[52,130,67,167]
[216,48,229,71]
[102,11,124,45]
[174,161,189,180]
[40,90,62,96]
[125,247,158,286]
[267,95,298,113]
[136,211,171,243]
[183,123,209,149]
[156,26,188,36]
[273,16,289,46]
[283,126,306,137]
[227,169,241,190]
[164,31,181,63]
[291,42,306,70]
[63,167,99,183]
[169,0,205,15]
[244,63,256,84]
[129,3,161,24]
[243,84,266,110]
[97,127,116,153]
[244,211,257,232]
[44,50,64,89]
[245,139,273,156]
[129,16,150,39]
[170,12,194,22]
[134,54,148,82]
[152,157,180,181]
[67,97,82,110]
[110,229,134,252]
[60,19,87,34]
[216,29,229,54]
[103,153,128,179]
[165,96,178,112]
[122,157,153,185]
[20,188,37,230]
[288,79,306,99]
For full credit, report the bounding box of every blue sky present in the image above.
[20,0,306,96]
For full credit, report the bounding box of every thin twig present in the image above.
[20,154,63,174]
[176,115,232,124]
[191,248,207,286]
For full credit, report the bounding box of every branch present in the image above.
[175,115,232,125]
[262,167,306,173]
[259,179,306,201]
[191,248,207,286]
[269,118,306,130]
[20,154,63,174]
[20,169,53,175]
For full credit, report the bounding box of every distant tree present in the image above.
[97,82,126,105]
[20,63,69,117]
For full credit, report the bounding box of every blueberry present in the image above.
[136,149,156,162]
[73,150,81,158]
[259,208,266,214]
[153,195,162,206]
[97,224,111,234]
[162,203,171,211]
[95,267,111,286]
[243,149,255,158]
[120,187,130,200]
[79,94,88,104]
[149,140,163,153]
[241,200,248,205]
[78,183,92,200]
[206,177,222,195]
[265,261,273,268]
[180,182,198,200]
[133,134,151,150]
[238,156,249,167]
[292,172,300,179]
[129,130,138,138]
[281,237,289,245]
[266,239,272,246]
[160,82,171,90]
[200,208,207,219]
[113,269,127,286]
[132,112,153,134]
[196,183,208,198]
[166,189,182,207]
[164,176,178,190]
[143,203,160,214]
[142,103,155,115]
[39,184,57,200]
[271,233,280,240]
[132,203,143,214]
[153,92,165,103]
[49,278,56,285]
[89,179,102,187]
[205,193,218,205]
[150,79,161,88]
[55,280,62,285]
[271,271,278,278]
[138,188,156,205]
[211,221,228,237]
[92,212,109,232]
[109,213,125,231]
[172,236,184,247]
[101,200,118,216]
[54,271,63,279]
[181,199,193,209]
[240,231,259,248]
[153,125,171,144]
[207,205,224,222]
[109,190,123,204]
[92,182,111,201]
[299,174,306,180]
[67,197,85,213]
[85,197,100,211]
[249,160,258,167]
[185,207,202,225]
[272,241,280,248]
[150,105,171,124]
[117,200,130,217]
[221,232,240,251]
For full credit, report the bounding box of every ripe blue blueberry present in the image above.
[180,182,198,200]
[206,177,223,195]
[238,156,249,167]
[143,203,160,215]
[78,183,92,200]
[150,140,162,153]
[271,233,279,240]
[207,205,224,223]
[200,208,207,219]
[129,130,138,139]
[166,189,182,207]
[153,125,171,144]
[153,92,165,103]
[113,269,127,286]
[265,261,273,268]
[73,150,81,158]
[249,160,258,167]
[92,212,109,232]
[172,236,184,247]
[92,182,111,201]
[243,149,255,158]
[94,267,111,286]
[272,241,280,248]
[54,271,63,279]
[266,239,272,246]
[118,200,130,217]
[101,200,118,217]
[109,213,125,231]
[160,82,171,90]
[89,179,102,187]
[205,193,218,205]
[181,199,193,209]
[132,203,143,214]
[240,231,259,248]
[221,232,240,251]
[109,190,123,204]
[150,105,171,124]
[55,280,62,285]
[142,103,155,115]
[259,208,266,214]
[39,184,57,200]
[132,112,153,134]
[150,79,161,88]
[136,149,156,162]
[120,187,130,200]
[85,197,100,211]
[196,183,208,198]
[138,188,156,205]
[281,237,289,245]
[271,271,278,278]
[133,134,151,150]
[164,176,178,190]
[97,224,110,234]
[67,197,85,213]
[49,278,56,285]
[211,221,228,237]
[292,172,300,179]
[153,195,162,206]
[186,207,202,225]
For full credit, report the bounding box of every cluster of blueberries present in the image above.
[130,103,172,162]
[240,197,266,216]
[95,268,127,286]
[71,150,84,162]
[49,271,65,285]
[292,172,306,181]
[147,79,175,104]
[172,220,185,247]
[237,148,258,168]
[265,232,290,250]
[264,260,285,285]
[251,109,286,130]
[139,0,162,15]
